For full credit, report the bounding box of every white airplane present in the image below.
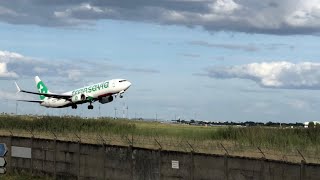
[15,76,131,109]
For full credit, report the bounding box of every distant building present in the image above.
[304,121,320,128]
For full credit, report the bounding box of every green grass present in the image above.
[0,114,220,140]
[134,121,220,139]
[213,126,320,151]
[0,114,320,158]
[0,115,135,134]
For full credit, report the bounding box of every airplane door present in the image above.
[112,80,115,88]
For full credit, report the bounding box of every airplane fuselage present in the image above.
[16,76,131,110]
[41,79,131,108]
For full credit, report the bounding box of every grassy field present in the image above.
[0,114,220,140]
[0,114,319,163]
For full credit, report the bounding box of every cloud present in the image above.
[200,61,320,89]
[0,50,25,79]
[66,69,82,81]
[0,62,18,78]
[210,0,242,14]
[33,67,49,73]
[286,99,309,110]
[189,41,294,52]
[0,50,160,82]
[125,67,160,74]
[180,53,201,58]
[190,41,259,52]
[0,50,65,79]
[0,0,320,34]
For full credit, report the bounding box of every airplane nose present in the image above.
[127,81,132,89]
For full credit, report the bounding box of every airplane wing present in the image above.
[17,100,43,103]
[15,82,72,100]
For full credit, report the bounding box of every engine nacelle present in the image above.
[99,96,113,104]
[71,94,87,103]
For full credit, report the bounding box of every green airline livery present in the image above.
[15,76,131,110]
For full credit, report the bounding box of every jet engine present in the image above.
[71,94,87,103]
[99,96,113,104]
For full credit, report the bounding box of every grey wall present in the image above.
[0,135,319,180]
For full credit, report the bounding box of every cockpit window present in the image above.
[119,80,127,83]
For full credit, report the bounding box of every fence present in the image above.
[0,130,320,179]
[0,129,319,164]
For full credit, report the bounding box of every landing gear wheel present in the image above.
[88,105,94,109]
[120,95,123,98]
[72,104,77,109]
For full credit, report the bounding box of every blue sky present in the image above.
[1,1,320,122]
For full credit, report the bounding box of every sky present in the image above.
[1,0,320,122]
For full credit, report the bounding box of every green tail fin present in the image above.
[35,76,49,100]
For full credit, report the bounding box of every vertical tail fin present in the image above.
[35,76,50,100]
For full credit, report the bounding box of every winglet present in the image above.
[14,81,21,93]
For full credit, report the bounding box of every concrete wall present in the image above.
[0,135,319,180]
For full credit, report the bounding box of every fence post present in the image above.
[99,135,106,180]
[190,151,194,180]
[297,149,306,180]
[257,147,265,180]
[30,130,34,175]
[257,147,266,159]
[129,144,134,180]
[125,135,135,179]
[154,138,162,180]
[187,141,195,180]
[74,133,81,180]
[8,130,13,174]
[224,154,228,180]
[220,143,229,180]
[51,131,57,179]
[220,143,229,156]
[42,146,44,174]
[125,135,133,146]
[300,160,306,180]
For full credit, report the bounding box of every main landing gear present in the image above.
[88,104,94,109]
[88,101,94,109]
[71,103,94,110]
[72,104,77,109]
[116,93,124,98]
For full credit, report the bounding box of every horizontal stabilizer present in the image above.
[14,81,72,100]
[14,81,21,93]
[17,100,43,103]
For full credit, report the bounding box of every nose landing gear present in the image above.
[88,104,94,109]
[88,101,94,109]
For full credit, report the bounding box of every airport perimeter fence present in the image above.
[1,129,320,165]
[1,129,320,179]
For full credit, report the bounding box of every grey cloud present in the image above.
[77,60,160,75]
[199,61,320,90]
[0,50,160,82]
[180,53,201,58]
[189,41,294,52]
[268,2,279,8]
[125,67,160,74]
[190,41,259,52]
[0,0,320,35]
[264,43,294,51]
